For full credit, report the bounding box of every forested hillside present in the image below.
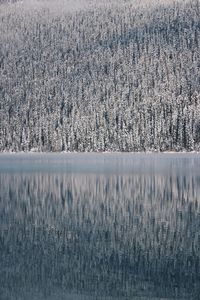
[1,0,200,152]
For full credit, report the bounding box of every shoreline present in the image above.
[0,151,200,155]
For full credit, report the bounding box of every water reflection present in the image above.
[0,159,200,299]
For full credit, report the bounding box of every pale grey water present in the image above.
[0,153,200,300]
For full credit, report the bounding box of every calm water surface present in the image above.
[0,153,200,300]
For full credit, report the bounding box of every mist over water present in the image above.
[0,154,200,299]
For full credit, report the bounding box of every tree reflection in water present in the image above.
[0,167,200,299]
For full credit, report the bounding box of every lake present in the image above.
[0,153,200,300]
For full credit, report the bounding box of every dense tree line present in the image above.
[0,0,200,152]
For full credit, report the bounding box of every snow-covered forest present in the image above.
[1,0,200,152]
